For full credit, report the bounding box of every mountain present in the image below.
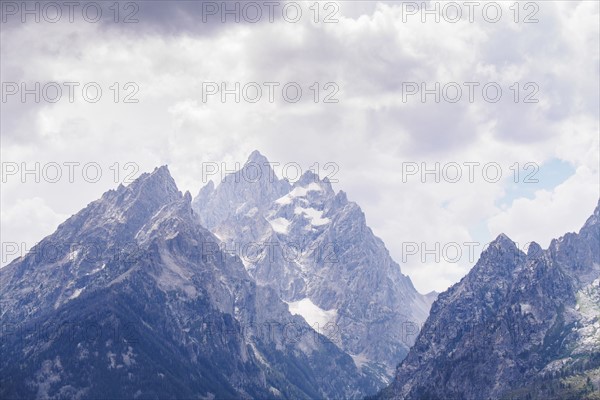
[192,151,435,389]
[377,200,600,400]
[0,166,374,399]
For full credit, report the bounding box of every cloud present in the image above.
[1,197,68,264]
[1,1,598,293]
[488,165,599,248]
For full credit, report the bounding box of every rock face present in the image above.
[192,151,434,389]
[0,166,374,399]
[378,201,600,400]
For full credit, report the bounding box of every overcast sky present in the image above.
[1,1,599,293]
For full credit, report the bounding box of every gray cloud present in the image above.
[1,0,598,292]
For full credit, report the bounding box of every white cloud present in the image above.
[488,165,599,248]
[1,197,68,265]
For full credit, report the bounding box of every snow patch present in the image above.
[122,346,135,367]
[107,352,117,369]
[235,202,248,215]
[68,249,80,261]
[155,251,198,297]
[294,207,330,226]
[249,341,269,367]
[286,298,337,328]
[574,281,600,353]
[275,183,322,205]
[213,230,224,241]
[350,352,369,370]
[88,263,106,275]
[275,195,292,206]
[245,207,258,218]
[33,357,64,399]
[239,256,252,270]
[269,217,291,234]
[520,303,532,314]
[69,288,84,300]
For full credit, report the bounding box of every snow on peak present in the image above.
[268,217,292,234]
[294,206,330,226]
[275,183,323,205]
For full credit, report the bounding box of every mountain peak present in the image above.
[297,170,320,186]
[333,190,348,207]
[154,164,170,174]
[526,241,543,258]
[199,179,214,194]
[581,198,600,231]
[475,232,522,270]
[192,153,291,229]
[246,149,269,165]
[236,150,279,185]
[132,164,173,186]
[381,200,600,400]
[126,164,180,200]
[494,233,516,247]
[294,170,335,197]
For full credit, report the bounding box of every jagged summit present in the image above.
[0,162,371,399]
[494,232,516,247]
[474,233,523,270]
[192,152,291,230]
[133,164,175,186]
[293,170,335,198]
[191,152,435,390]
[153,164,170,175]
[526,241,543,258]
[104,164,176,195]
[246,149,270,165]
[296,169,320,185]
[107,164,180,204]
[236,150,280,184]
